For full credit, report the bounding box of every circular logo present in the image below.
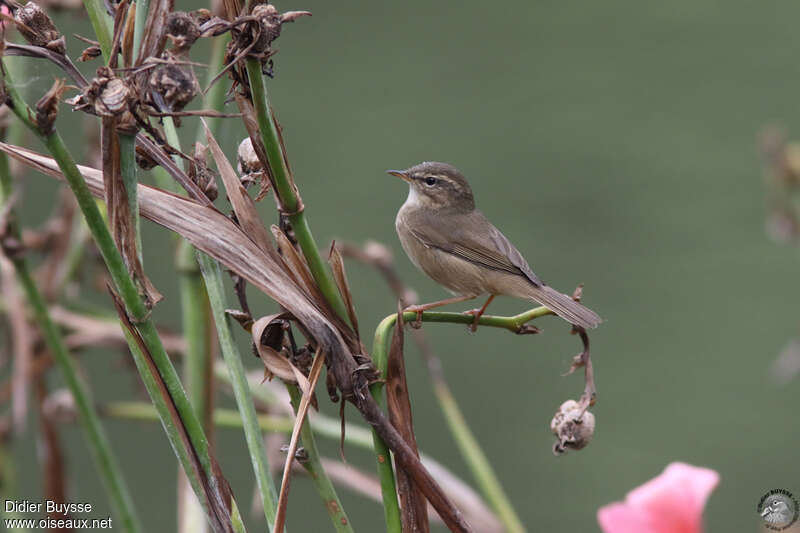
[758,489,799,530]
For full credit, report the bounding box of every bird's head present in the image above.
[387,161,475,212]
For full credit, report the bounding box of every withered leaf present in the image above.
[251,314,311,396]
[101,117,162,306]
[386,311,429,533]
[274,349,326,533]
[203,120,275,256]
[327,241,360,341]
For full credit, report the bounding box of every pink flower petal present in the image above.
[598,502,656,533]
[598,462,720,533]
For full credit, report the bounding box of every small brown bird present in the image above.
[389,161,602,330]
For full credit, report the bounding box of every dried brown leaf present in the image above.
[327,241,360,342]
[203,120,275,256]
[251,314,311,396]
[274,349,326,533]
[134,133,212,204]
[101,117,162,306]
[386,311,429,533]
[270,224,322,302]
[121,1,136,67]
[3,42,89,87]
[135,0,172,66]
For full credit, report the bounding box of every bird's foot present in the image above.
[403,305,424,329]
[462,308,483,333]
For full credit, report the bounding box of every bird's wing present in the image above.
[407,209,543,287]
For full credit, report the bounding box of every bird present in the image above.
[388,161,602,331]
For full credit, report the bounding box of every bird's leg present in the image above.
[404,295,476,328]
[463,294,495,332]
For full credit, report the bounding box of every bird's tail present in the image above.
[525,285,602,329]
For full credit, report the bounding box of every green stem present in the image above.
[0,163,142,533]
[369,319,402,533]
[81,0,113,60]
[198,253,279,528]
[286,385,353,532]
[119,133,143,264]
[105,402,375,451]
[132,0,150,61]
[179,261,211,428]
[2,68,241,531]
[243,59,350,324]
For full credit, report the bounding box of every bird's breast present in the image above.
[395,205,487,297]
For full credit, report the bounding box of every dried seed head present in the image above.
[550,400,595,455]
[78,45,102,62]
[229,4,310,75]
[237,137,262,176]
[165,11,201,52]
[148,63,199,113]
[14,2,66,54]
[192,8,213,25]
[95,78,130,116]
[35,78,66,135]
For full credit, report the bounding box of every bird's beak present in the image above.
[387,169,412,182]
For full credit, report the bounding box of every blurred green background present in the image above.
[7,0,800,531]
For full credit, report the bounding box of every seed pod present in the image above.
[35,78,66,135]
[78,45,102,62]
[94,78,130,117]
[165,11,201,52]
[148,63,199,113]
[551,399,595,455]
[237,137,262,176]
[14,2,66,54]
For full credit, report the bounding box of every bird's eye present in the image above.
[424,176,437,186]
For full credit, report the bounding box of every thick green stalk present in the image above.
[369,320,403,533]
[0,162,142,533]
[2,71,241,530]
[243,59,350,323]
[198,253,279,528]
[118,133,143,263]
[81,0,113,60]
[132,0,150,61]
[286,385,353,533]
[179,265,211,425]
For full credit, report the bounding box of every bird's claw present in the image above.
[463,308,482,332]
[403,306,424,329]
